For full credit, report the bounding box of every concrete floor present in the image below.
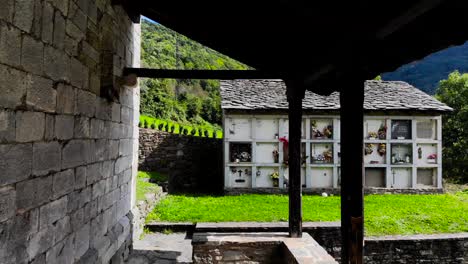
[126,232,193,264]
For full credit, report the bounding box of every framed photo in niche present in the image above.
[391,120,412,139]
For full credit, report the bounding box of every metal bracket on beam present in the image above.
[122,68,284,81]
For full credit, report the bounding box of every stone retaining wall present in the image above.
[184,222,468,263]
[132,183,165,240]
[139,129,223,192]
[0,1,140,263]
[306,224,468,263]
[364,233,468,264]
[314,228,468,263]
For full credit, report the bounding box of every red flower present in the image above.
[279,136,288,147]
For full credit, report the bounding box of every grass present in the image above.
[139,115,223,138]
[147,192,468,236]
[136,171,167,202]
[139,226,152,240]
[138,171,168,183]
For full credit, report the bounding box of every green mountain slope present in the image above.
[140,19,249,128]
[382,41,468,94]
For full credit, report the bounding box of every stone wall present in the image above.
[0,1,140,263]
[139,129,223,193]
[308,224,468,263]
[305,224,468,264]
[364,233,468,264]
[132,184,165,241]
[192,232,337,264]
[192,222,468,263]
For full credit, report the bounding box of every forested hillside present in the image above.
[382,41,468,94]
[140,19,248,129]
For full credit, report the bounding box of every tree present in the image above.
[186,96,202,119]
[140,19,249,128]
[435,71,468,183]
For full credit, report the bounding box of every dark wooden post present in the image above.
[340,79,365,264]
[286,80,305,238]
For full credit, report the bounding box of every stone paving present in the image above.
[126,232,193,264]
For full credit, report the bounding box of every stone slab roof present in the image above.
[220,80,452,112]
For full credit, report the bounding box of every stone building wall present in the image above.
[0,1,140,263]
[139,129,223,193]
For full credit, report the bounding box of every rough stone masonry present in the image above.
[0,0,140,263]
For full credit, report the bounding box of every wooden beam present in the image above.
[122,68,283,80]
[340,79,365,264]
[285,80,305,238]
[111,0,141,23]
[376,0,444,39]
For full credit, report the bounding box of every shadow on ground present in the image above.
[127,233,193,264]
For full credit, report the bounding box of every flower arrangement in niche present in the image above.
[378,123,387,139]
[365,144,374,155]
[323,125,333,139]
[279,137,289,165]
[270,171,279,179]
[368,132,378,139]
[311,120,333,139]
[323,149,333,163]
[270,171,279,187]
[378,143,386,156]
[427,153,437,163]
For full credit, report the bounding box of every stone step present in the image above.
[195,221,340,233]
[146,221,195,233]
[145,221,340,234]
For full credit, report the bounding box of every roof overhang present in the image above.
[117,0,468,94]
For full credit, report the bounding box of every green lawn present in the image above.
[147,192,468,236]
[136,171,167,201]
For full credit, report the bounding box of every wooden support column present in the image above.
[286,80,305,238]
[340,78,365,264]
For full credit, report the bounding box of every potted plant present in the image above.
[271,171,279,187]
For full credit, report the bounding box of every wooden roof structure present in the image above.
[119,0,468,94]
[116,1,468,263]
